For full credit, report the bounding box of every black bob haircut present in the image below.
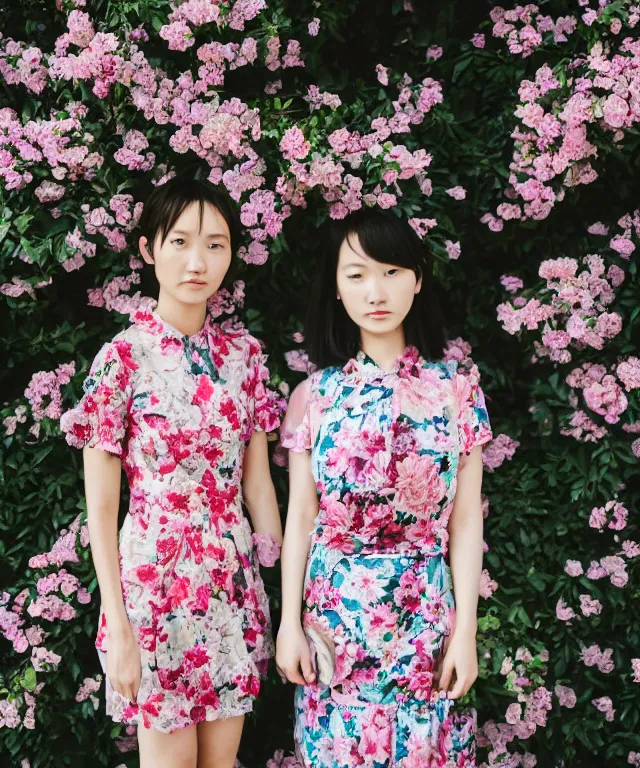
[305,208,447,369]
[138,176,241,256]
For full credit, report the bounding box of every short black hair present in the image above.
[305,208,447,368]
[138,176,241,255]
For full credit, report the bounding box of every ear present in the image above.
[415,274,423,294]
[139,236,154,265]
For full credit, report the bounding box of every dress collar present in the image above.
[131,302,215,343]
[342,345,423,380]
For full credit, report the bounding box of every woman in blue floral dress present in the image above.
[277,210,492,767]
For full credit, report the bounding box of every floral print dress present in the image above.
[61,307,282,733]
[281,346,492,768]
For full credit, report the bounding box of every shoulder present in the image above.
[423,358,457,379]
[207,318,258,362]
[287,378,312,414]
[91,327,138,368]
[315,364,344,390]
[451,357,482,387]
[429,356,481,384]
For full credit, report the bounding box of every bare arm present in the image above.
[83,447,128,634]
[276,449,319,685]
[437,445,484,698]
[242,431,283,545]
[448,446,484,634]
[83,446,140,701]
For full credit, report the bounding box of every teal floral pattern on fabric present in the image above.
[282,346,492,767]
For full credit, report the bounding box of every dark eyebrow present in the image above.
[171,230,229,241]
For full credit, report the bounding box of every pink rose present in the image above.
[394,453,446,516]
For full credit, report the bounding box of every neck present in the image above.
[359,326,406,372]
[156,293,207,337]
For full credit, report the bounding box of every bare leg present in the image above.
[137,721,198,768]
[196,715,245,768]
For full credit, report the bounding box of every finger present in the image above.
[438,659,454,692]
[300,650,316,685]
[448,677,467,699]
[284,666,306,686]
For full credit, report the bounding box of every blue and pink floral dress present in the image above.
[61,307,282,733]
[282,346,492,767]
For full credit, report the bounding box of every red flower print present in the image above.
[183,645,210,673]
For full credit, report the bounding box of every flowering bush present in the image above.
[1,1,639,767]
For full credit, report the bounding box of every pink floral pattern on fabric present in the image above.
[60,308,283,733]
[252,532,282,567]
[281,346,492,767]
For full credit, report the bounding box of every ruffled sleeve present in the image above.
[453,361,493,455]
[247,345,284,434]
[280,377,313,453]
[60,339,136,456]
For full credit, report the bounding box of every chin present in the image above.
[360,317,402,335]
[177,287,214,303]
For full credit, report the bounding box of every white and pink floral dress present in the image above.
[61,307,283,732]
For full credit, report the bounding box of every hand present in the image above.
[276,620,315,686]
[107,623,142,703]
[434,629,478,699]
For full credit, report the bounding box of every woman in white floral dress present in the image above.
[61,178,283,768]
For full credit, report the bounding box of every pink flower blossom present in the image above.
[556,598,576,621]
[408,218,437,238]
[252,532,281,567]
[308,18,320,37]
[592,696,615,721]
[554,684,576,708]
[280,126,310,161]
[444,240,461,260]
[446,185,466,200]
[500,275,524,293]
[479,569,498,598]
[284,349,313,373]
[375,64,389,86]
[31,646,62,671]
[505,703,521,724]
[609,236,635,259]
[482,434,520,471]
[579,594,602,617]
[617,357,640,391]
[564,559,583,577]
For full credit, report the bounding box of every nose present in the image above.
[366,275,387,305]
[186,247,206,274]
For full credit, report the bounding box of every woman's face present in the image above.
[336,232,422,338]
[140,201,232,307]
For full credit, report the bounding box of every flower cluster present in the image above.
[479,647,551,766]
[490,5,577,58]
[491,16,640,221]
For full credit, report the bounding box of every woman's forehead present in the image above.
[170,201,229,236]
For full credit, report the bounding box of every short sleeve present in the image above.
[453,362,493,455]
[280,378,312,453]
[60,340,135,456]
[248,347,284,434]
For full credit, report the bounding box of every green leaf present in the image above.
[22,666,37,692]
